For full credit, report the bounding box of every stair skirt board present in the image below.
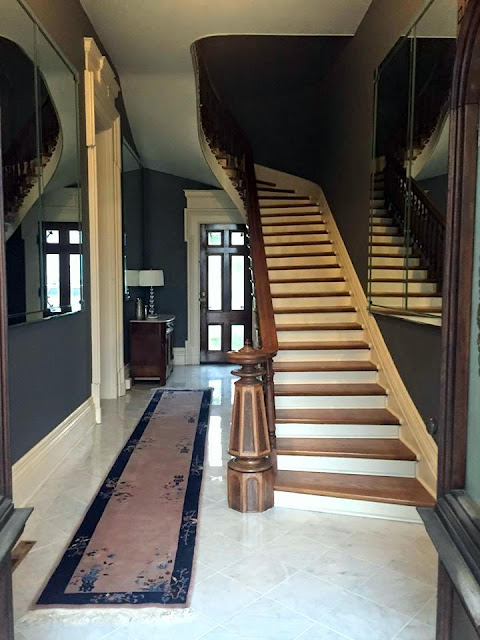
[273,490,423,523]
[275,423,399,439]
[276,455,416,477]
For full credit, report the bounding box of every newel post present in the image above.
[227,342,274,513]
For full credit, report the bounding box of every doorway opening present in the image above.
[200,223,252,363]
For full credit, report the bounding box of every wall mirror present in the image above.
[368,0,457,326]
[0,0,82,326]
[121,139,143,301]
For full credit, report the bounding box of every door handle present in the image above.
[199,291,207,310]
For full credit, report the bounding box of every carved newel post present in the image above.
[227,342,274,513]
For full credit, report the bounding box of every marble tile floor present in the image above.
[13,365,438,640]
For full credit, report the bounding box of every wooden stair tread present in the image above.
[370,253,418,258]
[268,252,335,259]
[257,187,295,193]
[371,306,442,315]
[261,204,317,210]
[275,323,361,331]
[262,219,323,226]
[275,306,357,314]
[277,438,416,460]
[272,291,349,298]
[268,264,340,271]
[256,179,276,187]
[263,230,328,236]
[371,278,436,283]
[273,361,377,372]
[275,471,434,507]
[373,292,441,298]
[276,408,400,425]
[277,341,369,350]
[270,277,345,284]
[275,383,385,396]
[266,241,332,247]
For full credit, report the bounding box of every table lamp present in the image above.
[139,269,164,318]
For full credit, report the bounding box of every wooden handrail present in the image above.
[192,42,278,512]
[192,44,278,360]
[384,155,446,291]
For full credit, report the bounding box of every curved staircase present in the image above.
[258,177,435,521]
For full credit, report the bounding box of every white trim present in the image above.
[12,398,96,507]
[173,347,186,366]
[184,190,243,364]
[124,364,132,390]
[274,490,423,523]
[84,38,125,417]
[255,164,438,498]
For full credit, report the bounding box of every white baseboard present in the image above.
[124,363,132,390]
[274,490,423,523]
[12,397,96,507]
[173,347,186,365]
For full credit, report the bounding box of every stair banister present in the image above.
[192,43,278,512]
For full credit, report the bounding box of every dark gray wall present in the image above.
[9,0,136,462]
[142,170,210,348]
[201,36,350,181]
[375,315,441,427]
[417,174,449,214]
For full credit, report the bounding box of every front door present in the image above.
[200,224,252,363]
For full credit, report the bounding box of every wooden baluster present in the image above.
[227,342,274,513]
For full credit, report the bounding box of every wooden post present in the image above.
[227,342,274,513]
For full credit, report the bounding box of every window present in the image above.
[43,222,82,315]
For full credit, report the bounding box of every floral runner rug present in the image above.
[34,388,212,611]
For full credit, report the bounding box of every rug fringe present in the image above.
[20,606,192,626]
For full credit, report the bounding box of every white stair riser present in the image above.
[370,256,420,267]
[275,395,387,410]
[371,246,412,256]
[371,208,388,215]
[269,268,342,281]
[277,455,416,477]
[371,281,437,294]
[266,245,333,256]
[273,491,422,523]
[276,423,399,439]
[264,233,329,245]
[274,349,370,362]
[370,199,385,207]
[371,268,428,279]
[261,206,319,215]
[274,370,377,384]
[271,282,347,295]
[262,215,322,224]
[263,224,326,234]
[371,295,442,308]
[273,296,352,310]
[275,311,358,324]
[267,256,337,268]
[370,235,404,246]
[260,198,311,207]
[277,329,363,342]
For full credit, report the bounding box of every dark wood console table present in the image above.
[130,315,175,385]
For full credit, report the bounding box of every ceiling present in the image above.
[79,0,372,184]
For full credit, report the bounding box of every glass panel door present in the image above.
[200,224,252,363]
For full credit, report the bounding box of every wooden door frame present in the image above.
[418,1,480,636]
[184,189,243,365]
[84,38,125,422]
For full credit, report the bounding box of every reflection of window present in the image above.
[43,222,82,314]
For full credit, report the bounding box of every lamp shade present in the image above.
[139,269,164,287]
[126,270,140,287]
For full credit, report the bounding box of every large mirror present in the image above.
[0,0,82,326]
[368,0,457,326]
